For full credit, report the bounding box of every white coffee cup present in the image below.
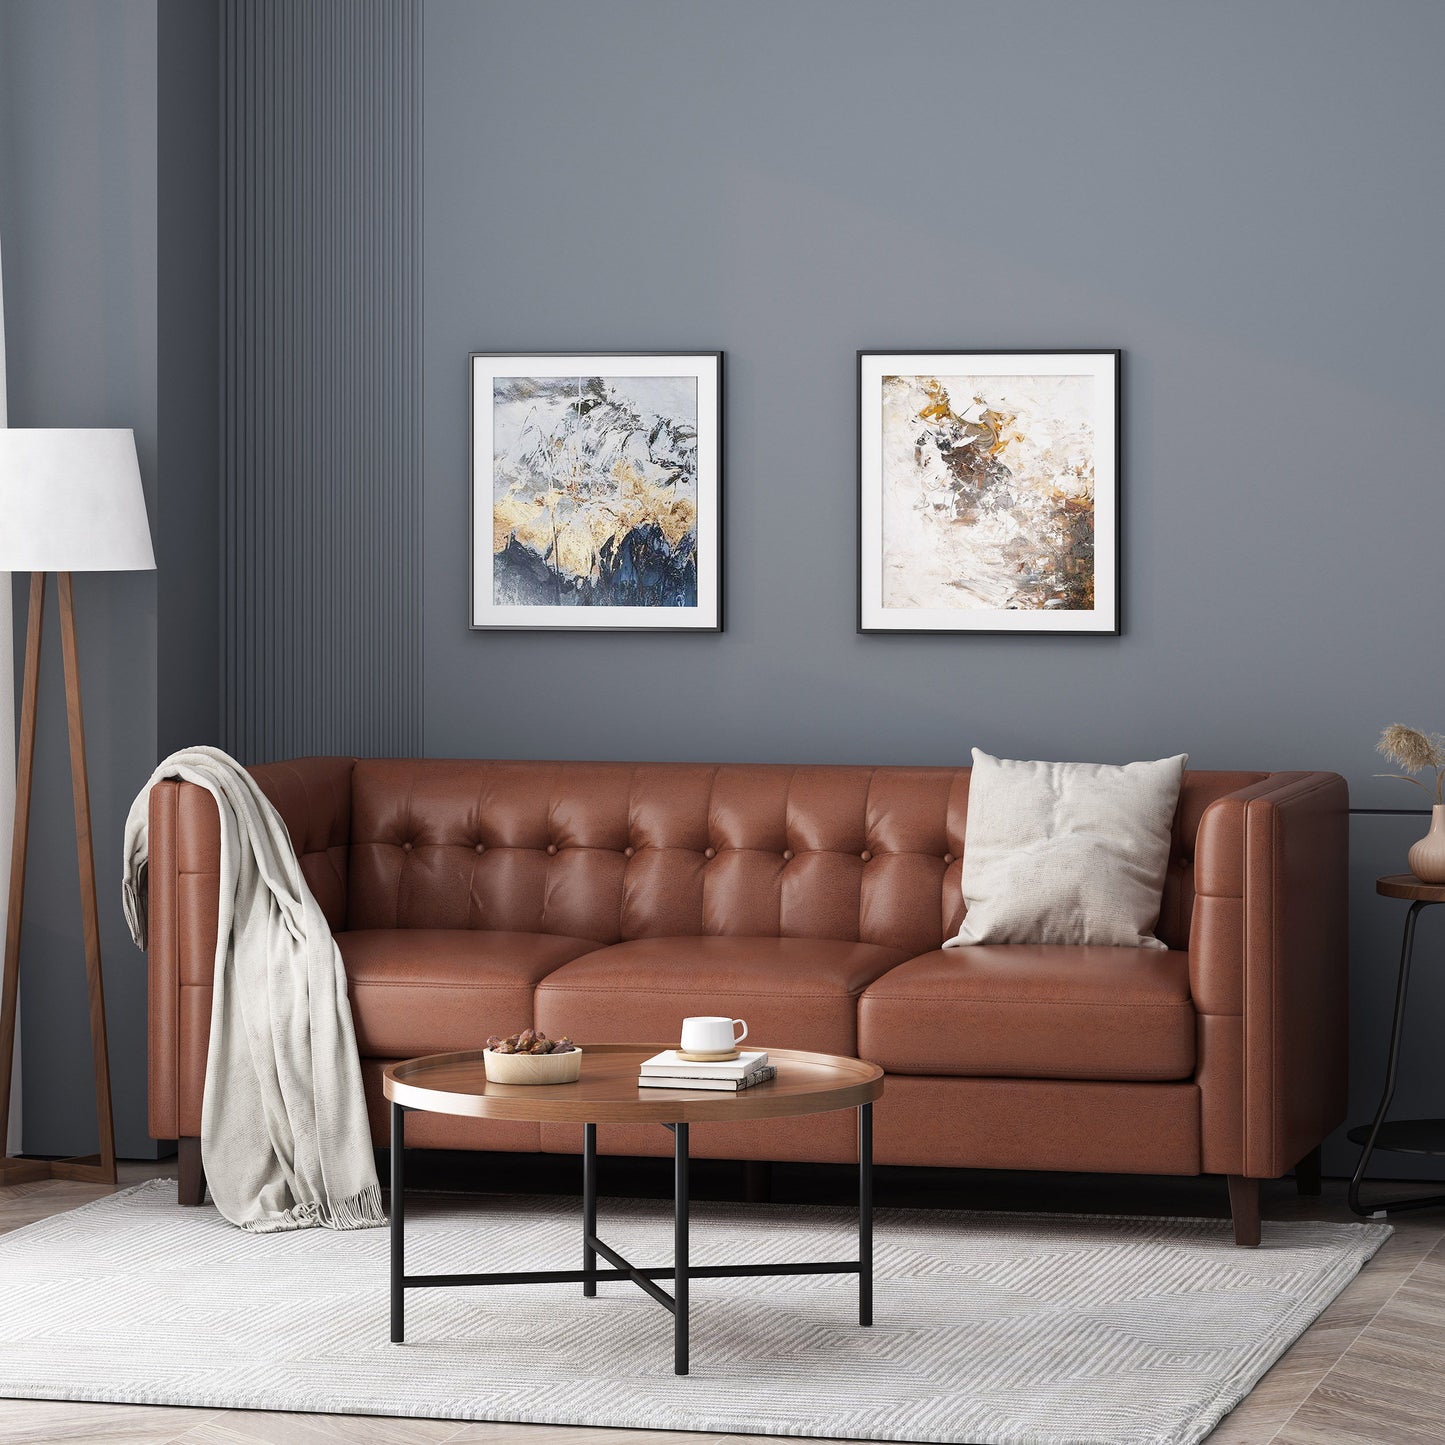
[681,1016,748,1054]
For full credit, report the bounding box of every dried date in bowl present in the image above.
[485,1028,576,1055]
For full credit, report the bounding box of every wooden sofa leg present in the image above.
[743,1160,773,1203]
[1227,1175,1261,1246]
[178,1137,206,1206]
[1295,1145,1323,1197]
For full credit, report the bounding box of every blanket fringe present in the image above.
[325,1183,387,1231]
[236,1184,386,1233]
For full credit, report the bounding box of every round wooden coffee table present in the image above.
[382,1042,884,1374]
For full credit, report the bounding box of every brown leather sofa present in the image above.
[147,757,1349,1245]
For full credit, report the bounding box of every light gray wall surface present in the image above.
[423,1,1445,1177]
[0,0,160,1159]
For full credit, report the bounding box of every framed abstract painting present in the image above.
[471,352,723,631]
[857,351,1120,634]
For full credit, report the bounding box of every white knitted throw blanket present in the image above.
[122,746,383,1232]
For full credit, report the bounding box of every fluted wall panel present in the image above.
[221,0,422,761]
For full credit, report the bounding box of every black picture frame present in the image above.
[856,349,1121,636]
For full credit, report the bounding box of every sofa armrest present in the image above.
[1190,771,1349,1178]
[146,756,354,1140]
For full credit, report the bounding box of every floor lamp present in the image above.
[0,429,155,1185]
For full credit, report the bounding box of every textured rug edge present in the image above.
[1167,1218,1391,1445]
[0,1180,1398,1445]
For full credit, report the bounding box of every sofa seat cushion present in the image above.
[535,936,909,1057]
[859,945,1195,1082]
[337,929,604,1058]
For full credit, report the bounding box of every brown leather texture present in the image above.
[177,984,212,1136]
[1191,772,1350,1177]
[146,780,184,1140]
[347,759,968,952]
[147,756,1346,1188]
[535,936,908,1058]
[859,945,1195,1081]
[340,929,604,1058]
[874,1075,1201,1174]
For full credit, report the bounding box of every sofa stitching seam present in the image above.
[883,1068,1192,1081]
[350,981,544,990]
[860,995,1192,1008]
[534,986,882,999]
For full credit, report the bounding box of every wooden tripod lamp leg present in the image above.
[53,573,117,1183]
[0,575,46,1184]
[0,572,117,1186]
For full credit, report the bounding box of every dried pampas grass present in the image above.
[1377,724,1445,803]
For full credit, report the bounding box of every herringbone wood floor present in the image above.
[0,1160,1440,1445]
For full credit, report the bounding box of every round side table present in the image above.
[1348,874,1445,1217]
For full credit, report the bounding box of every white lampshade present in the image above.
[0,428,155,571]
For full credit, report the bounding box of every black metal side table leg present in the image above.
[390,1101,406,1343]
[674,1121,690,1375]
[859,1101,874,1326]
[1349,900,1445,1216]
[582,1123,598,1297]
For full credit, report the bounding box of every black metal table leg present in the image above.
[1349,900,1445,1216]
[674,1122,690,1375]
[859,1101,873,1326]
[390,1101,406,1343]
[389,1095,879,1368]
[582,1123,598,1297]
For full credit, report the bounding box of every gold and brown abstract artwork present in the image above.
[859,352,1118,634]
[882,373,1095,612]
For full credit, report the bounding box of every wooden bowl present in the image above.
[482,1046,583,1085]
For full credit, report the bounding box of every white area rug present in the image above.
[0,1180,1388,1445]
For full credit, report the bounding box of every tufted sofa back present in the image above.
[343,759,1267,954]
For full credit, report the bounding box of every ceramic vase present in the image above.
[1409,804,1445,885]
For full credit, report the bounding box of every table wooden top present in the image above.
[382,1043,884,1124]
[1378,874,1445,903]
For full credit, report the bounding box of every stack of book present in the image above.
[638,1049,776,1092]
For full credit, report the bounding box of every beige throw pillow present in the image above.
[944,748,1188,951]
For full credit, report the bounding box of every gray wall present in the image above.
[423,1,1445,1176]
[218,0,423,762]
[0,0,160,1159]
[157,0,221,759]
